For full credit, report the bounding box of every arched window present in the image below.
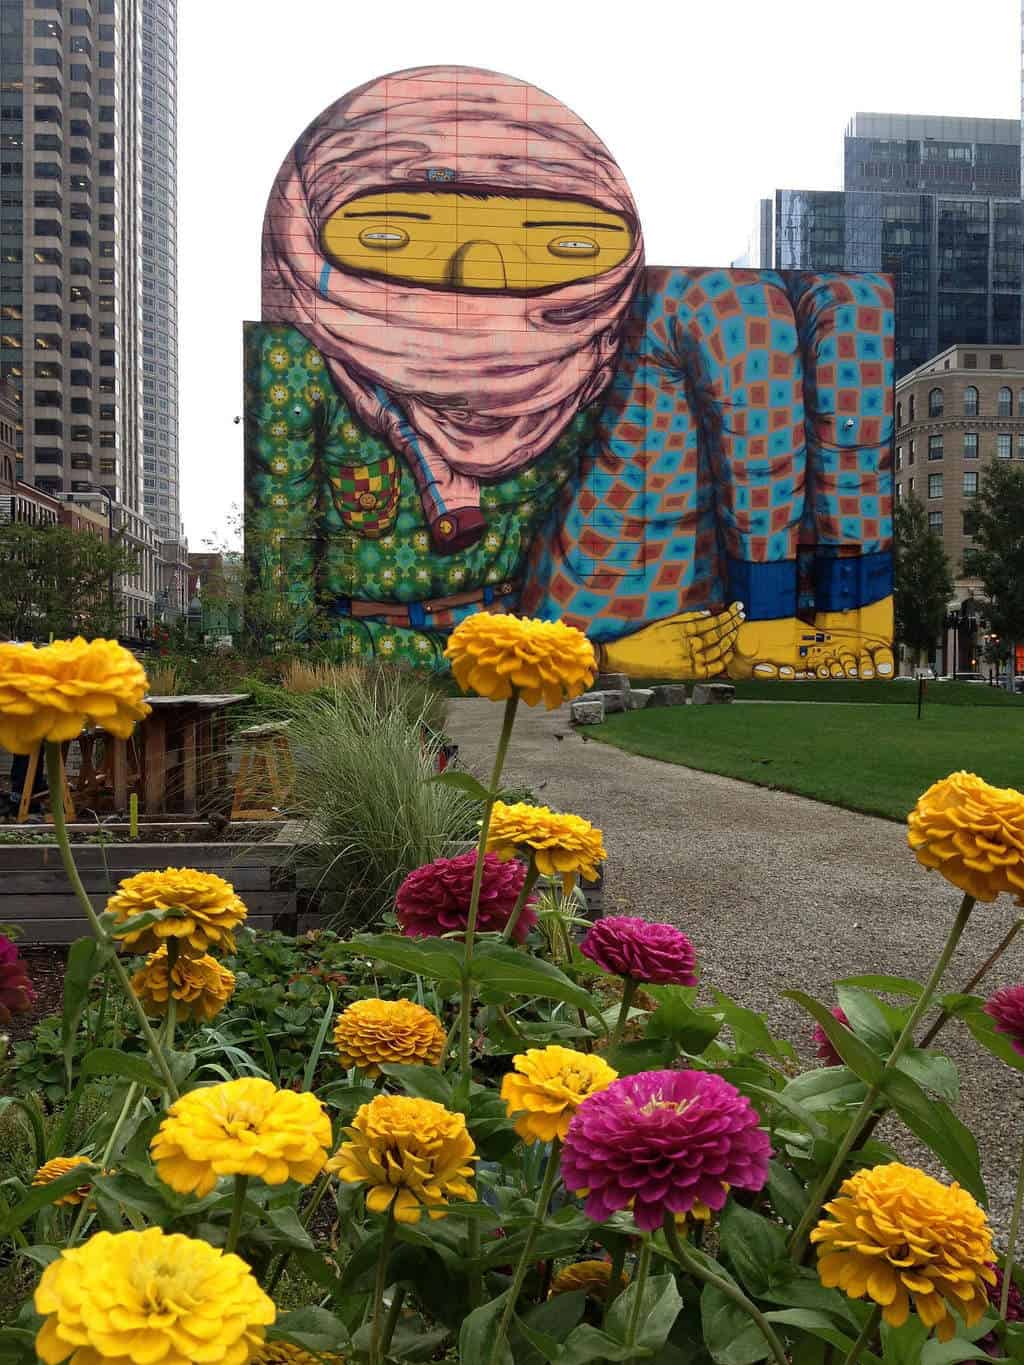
[896,400,903,428]
[1018,389,1024,418]
[928,387,944,417]
[998,386,1012,418]
[963,386,979,417]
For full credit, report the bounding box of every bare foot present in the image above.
[728,597,895,681]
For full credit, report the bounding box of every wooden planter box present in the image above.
[1,827,297,944]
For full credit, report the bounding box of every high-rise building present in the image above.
[0,0,183,629]
[756,114,1023,377]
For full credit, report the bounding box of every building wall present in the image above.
[894,345,1024,588]
[844,113,1020,196]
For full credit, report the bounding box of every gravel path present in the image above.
[447,697,1024,1236]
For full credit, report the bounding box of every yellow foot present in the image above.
[600,602,745,680]
[727,596,896,681]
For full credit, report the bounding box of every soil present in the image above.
[6,945,66,1042]
[0,821,284,846]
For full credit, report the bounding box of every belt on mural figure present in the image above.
[335,580,520,629]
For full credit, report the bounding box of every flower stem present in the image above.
[663,1215,788,1365]
[163,941,178,1051]
[788,893,975,1261]
[225,1174,248,1254]
[602,1240,628,1321]
[487,1140,560,1365]
[610,978,638,1050]
[370,1205,397,1365]
[67,1079,140,1247]
[1002,1130,1024,1318]
[919,914,1024,1050]
[624,1237,653,1363]
[380,1284,406,1360]
[843,1304,881,1365]
[267,1168,334,1294]
[500,855,539,943]
[44,743,179,1101]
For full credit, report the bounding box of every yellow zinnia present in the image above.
[811,1162,995,1343]
[31,1156,93,1208]
[130,944,235,1021]
[550,1258,628,1300]
[327,1094,477,1223]
[151,1077,332,1196]
[0,638,150,754]
[333,997,445,1078]
[487,801,607,893]
[444,613,596,709]
[34,1227,274,1365]
[106,866,248,955]
[500,1045,617,1143]
[907,771,1024,903]
[253,1346,344,1364]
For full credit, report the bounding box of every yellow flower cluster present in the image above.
[500,1046,617,1144]
[328,1094,477,1223]
[0,638,150,755]
[444,613,596,709]
[333,997,446,1078]
[31,1156,93,1208]
[487,801,607,893]
[550,1259,628,1300]
[151,1077,332,1197]
[907,770,1024,903]
[811,1162,995,1343]
[34,1227,274,1365]
[108,867,248,955]
[130,944,236,1022]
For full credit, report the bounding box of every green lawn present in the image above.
[591,702,1024,822]
[641,679,1024,707]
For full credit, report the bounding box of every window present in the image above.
[990,354,1004,369]
[909,394,916,421]
[34,418,62,437]
[908,476,915,496]
[908,440,916,465]
[894,482,903,503]
[928,474,943,498]
[928,435,943,461]
[963,433,978,459]
[929,511,943,532]
[963,509,978,537]
[998,386,1013,417]
[963,385,979,416]
[963,471,979,497]
[896,401,903,428]
[997,433,1012,459]
[1019,434,1024,460]
[895,446,903,472]
[964,353,978,369]
[34,49,63,70]
[928,387,944,418]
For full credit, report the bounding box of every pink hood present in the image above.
[261,65,644,551]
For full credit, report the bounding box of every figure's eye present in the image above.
[548,236,600,259]
[358,226,410,251]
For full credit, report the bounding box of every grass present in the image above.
[591,701,1024,822]
[633,678,1024,707]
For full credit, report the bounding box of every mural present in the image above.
[245,66,895,680]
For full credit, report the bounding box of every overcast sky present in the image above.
[177,0,1021,548]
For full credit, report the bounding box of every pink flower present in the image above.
[813,1006,851,1066]
[0,935,34,1024]
[396,851,537,943]
[561,1070,770,1232]
[976,1267,1023,1354]
[983,986,1024,1056]
[579,916,696,986]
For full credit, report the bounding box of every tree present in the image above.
[0,522,139,642]
[893,494,954,667]
[963,461,1024,679]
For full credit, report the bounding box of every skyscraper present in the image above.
[756,114,1023,377]
[0,0,183,629]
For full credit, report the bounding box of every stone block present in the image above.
[580,688,625,714]
[648,684,688,706]
[628,688,653,709]
[571,697,605,725]
[692,683,735,705]
[594,671,630,696]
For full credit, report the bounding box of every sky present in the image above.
[177,0,1021,548]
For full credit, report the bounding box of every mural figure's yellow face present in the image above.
[321,191,633,291]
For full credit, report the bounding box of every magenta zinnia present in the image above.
[579,916,697,986]
[396,851,537,943]
[983,986,1024,1056]
[813,1006,851,1066]
[0,935,34,1023]
[561,1070,770,1231]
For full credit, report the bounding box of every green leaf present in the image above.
[713,991,795,1059]
[459,1293,513,1365]
[605,1038,678,1075]
[645,986,724,1055]
[962,1004,1024,1072]
[90,1172,176,1222]
[102,907,185,939]
[880,1067,986,1205]
[0,1096,46,1170]
[0,1326,36,1365]
[80,1048,163,1089]
[605,1274,682,1352]
[264,1205,314,1251]
[427,770,494,802]
[13,1245,60,1270]
[701,1283,771,1364]
[0,1166,97,1238]
[894,1048,959,1103]
[920,1340,1004,1364]
[301,989,335,1093]
[783,992,883,1084]
[719,1203,788,1298]
[766,1160,809,1227]
[880,1316,930,1364]
[270,1306,352,1354]
[837,974,923,999]
[470,941,597,1012]
[338,934,465,987]
[559,1325,639,1364]
[61,938,99,1088]
[763,1309,878,1362]
[740,1084,827,1140]
[781,1067,866,1114]
[835,985,896,1053]
[377,1063,452,1105]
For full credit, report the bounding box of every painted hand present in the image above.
[728,597,896,680]
[600,602,745,680]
